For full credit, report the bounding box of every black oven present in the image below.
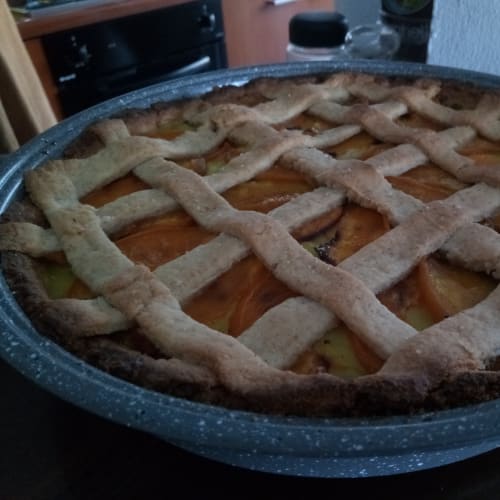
[41,0,227,116]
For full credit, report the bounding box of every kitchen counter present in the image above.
[2,357,500,499]
[15,0,188,40]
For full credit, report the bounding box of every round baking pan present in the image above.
[2,60,500,478]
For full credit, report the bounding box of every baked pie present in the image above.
[3,71,500,416]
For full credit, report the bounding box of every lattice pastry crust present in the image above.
[3,72,500,416]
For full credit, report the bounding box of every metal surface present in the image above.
[1,60,500,478]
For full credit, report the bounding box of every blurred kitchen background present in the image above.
[338,0,500,75]
[2,0,499,152]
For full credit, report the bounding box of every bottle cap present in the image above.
[289,11,348,48]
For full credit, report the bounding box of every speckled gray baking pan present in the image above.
[2,61,500,478]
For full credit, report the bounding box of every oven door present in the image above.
[57,41,226,116]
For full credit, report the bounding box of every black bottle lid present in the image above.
[289,11,349,48]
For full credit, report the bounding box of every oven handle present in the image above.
[164,55,212,79]
[96,56,212,96]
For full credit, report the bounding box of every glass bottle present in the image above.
[380,0,434,62]
[342,22,400,60]
[286,11,349,62]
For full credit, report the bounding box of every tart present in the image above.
[2,71,500,417]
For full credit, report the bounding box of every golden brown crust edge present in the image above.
[4,242,500,418]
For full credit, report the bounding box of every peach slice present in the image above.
[387,176,453,202]
[254,164,314,184]
[228,258,297,337]
[461,137,500,154]
[116,225,214,270]
[388,163,466,202]
[327,131,380,160]
[223,166,313,213]
[184,256,285,335]
[292,206,344,242]
[147,120,192,140]
[65,221,214,300]
[81,174,149,208]
[327,204,390,264]
[224,184,310,213]
[418,257,497,322]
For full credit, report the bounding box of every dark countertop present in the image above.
[15,0,188,40]
[2,358,500,500]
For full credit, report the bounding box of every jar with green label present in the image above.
[380,0,433,62]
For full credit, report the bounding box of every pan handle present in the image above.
[164,55,212,79]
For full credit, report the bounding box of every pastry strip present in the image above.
[381,284,500,384]
[147,160,417,358]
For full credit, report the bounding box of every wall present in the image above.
[334,0,380,30]
[427,0,500,75]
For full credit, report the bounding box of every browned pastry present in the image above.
[2,72,500,416]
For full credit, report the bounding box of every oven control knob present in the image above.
[198,6,216,32]
[65,35,92,70]
[79,45,91,63]
[65,43,92,70]
[75,44,92,67]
